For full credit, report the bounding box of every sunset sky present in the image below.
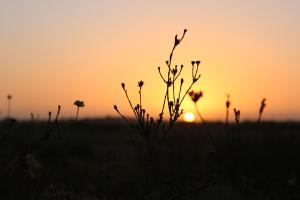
[0,0,299,121]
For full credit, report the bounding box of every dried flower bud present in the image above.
[190,91,203,103]
[226,95,231,108]
[196,60,201,65]
[121,83,125,89]
[171,68,178,75]
[138,80,144,88]
[74,100,85,107]
[167,80,172,87]
[259,98,266,114]
[191,61,195,66]
[113,105,118,111]
[175,35,180,46]
[226,101,230,108]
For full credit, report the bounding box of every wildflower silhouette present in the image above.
[74,100,85,120]
[114,29,202,158]
[7,94,12,118]
[189,90,205,123]
[189,90,203,103]
[233,108,240,124]
[257,98,266,124]
[225,94,231,126]
[225,94,231,145]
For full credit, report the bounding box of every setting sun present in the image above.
[183,112,195,123]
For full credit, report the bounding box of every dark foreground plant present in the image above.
[114,29,201,159]
[257,98,266,124]
[6,94,12,119]
[74,100,85,121]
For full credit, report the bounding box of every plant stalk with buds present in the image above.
[114,29,202,158]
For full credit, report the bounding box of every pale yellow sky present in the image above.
[0,0,299,121]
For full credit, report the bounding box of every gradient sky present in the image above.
[0,0,299,121]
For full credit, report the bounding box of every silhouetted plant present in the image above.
[233,108,240,125]
[114,29,201,158]
[188,90,205,123]
[225,94,231,127]
[6,94,12,119]
[257,98,266,124]
[74,100,85,121]
[225,94,231,145]
[189,90,216,153]
[233,108,241,146]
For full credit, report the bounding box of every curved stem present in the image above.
[75,107,79,120]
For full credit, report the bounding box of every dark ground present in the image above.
[0,119,299,200]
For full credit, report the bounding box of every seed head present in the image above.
[189,91,203,103]
[113,105,118,111]
[226,95,231,109]
[171,68,178,75]
[74,100,85,108]
[121,83,126,89]
[259,98,266,114]
[138,80,144,88]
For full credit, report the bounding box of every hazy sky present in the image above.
[0,0,299,121]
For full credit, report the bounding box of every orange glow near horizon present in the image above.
[183,112,196,123]
[0,1,299,121]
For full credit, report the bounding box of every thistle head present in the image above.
[74,100,85,108]
[189,90,203,103]
[138,80,144,88]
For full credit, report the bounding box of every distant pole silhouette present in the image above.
[7,95,12,118]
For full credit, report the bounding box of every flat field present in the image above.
[0,119,299,200]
